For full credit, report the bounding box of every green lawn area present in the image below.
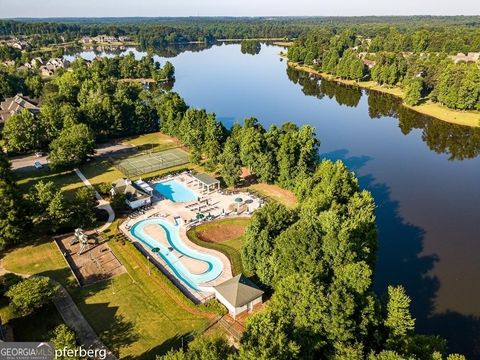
[1,240,69,341]
[122,132,180,152]
[2,235,213,358]
[16,167,84,194]
[248,183,298,208]
[71,240,212,359]
[187,218,251,276]
[2,239,74,286]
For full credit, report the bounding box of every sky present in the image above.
[0,0,479,18]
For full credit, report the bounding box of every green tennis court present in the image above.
[115,148,189,177]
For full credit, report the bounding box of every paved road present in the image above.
[9,141,136,172]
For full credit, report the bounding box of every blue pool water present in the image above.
[153,179,198,202]
[130,217,223,291]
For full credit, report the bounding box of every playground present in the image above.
[55,229,126,286]
[115,147,190,177]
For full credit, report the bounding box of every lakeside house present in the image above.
[0,94,40,126]
[362,59,376,70]
[449,52,480,64]
[39,57,70,76]
[111,178,153,209]
[213,274,264,319]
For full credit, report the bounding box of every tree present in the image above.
[50,325,80,360]
[71,187,97,229]
[404,77,424,106]
[219,137,242,188]
[0,152,26,249]
[2,109,45,153]
[6,277,58,315]
[26,180,58,220]
[385,285,416,350]
[49,123,95,169]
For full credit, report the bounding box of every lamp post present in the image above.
[147,255,151,276]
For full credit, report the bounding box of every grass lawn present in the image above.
[249,183,298,209]
[2,235,214,358]
[2,239,74,287]
[71,240,212,359]
[1,240,69,341]
[16,168,84,194]
[121,132,180,152]
[187,218,251,276]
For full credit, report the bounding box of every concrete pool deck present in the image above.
[119,174,263,303]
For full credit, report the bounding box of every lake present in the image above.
[68,43,480,356]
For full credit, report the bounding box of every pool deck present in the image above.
[119,174,262,303]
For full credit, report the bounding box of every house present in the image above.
[362,59,376,70]
[31,57,44,68]
[0,94,40,125]
[80,36,93,44]
[93,35,118,43]
[110,178,152,209]
[118,36,132,43]
[213,274,264,319]
[39,65,54,77]
[449,52,480,64]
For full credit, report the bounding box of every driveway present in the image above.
[9,141,137,172]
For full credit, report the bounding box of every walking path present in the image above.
[53,285,117,360]
[74,168,115,232]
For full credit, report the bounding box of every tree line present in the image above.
[287,28,480,110]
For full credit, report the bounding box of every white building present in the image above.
[213,274,264,319]
[111,178,152,209]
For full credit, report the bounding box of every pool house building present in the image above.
[213,274,264,319]
[191,173,220,193]
[111,178,152,209]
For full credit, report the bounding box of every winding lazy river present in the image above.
[130,217,223,291]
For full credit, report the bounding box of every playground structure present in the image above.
[56,230,125,286]
[71,228,98,255]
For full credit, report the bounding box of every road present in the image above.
[9,141,137,172]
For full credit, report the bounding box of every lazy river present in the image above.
[129,217,223,291]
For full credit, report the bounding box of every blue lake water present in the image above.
[71,43,480,356]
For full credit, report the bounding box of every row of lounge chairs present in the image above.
[128,204,154,219]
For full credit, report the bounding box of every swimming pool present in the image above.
[153,179,198,202]
[130,217,223,291]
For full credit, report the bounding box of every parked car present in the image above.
[34,151,43,157]
[34,161,43,169]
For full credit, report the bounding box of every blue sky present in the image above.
[0,0,478,18]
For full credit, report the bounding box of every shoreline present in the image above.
[287,60,480,128]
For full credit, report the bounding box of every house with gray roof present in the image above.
[110,178,152,209]
[213,274,264,318]
[0,94,40,125]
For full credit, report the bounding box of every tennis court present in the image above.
[115,148,190,177]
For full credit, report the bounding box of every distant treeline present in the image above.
[2,16,480,47]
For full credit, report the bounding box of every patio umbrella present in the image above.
[196,213,205,220]
[234,197,243,212]
[152,247,160,254]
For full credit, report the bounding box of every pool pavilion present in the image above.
[191,173,220,194]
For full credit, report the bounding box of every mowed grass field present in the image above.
[187,218,251,276]
[1,237,213,358]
